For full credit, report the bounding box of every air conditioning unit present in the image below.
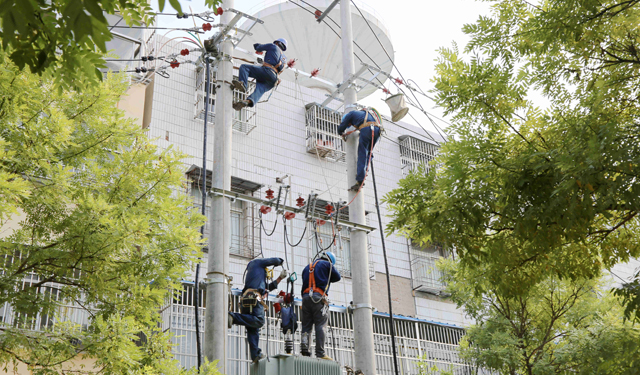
[250,354,341,375]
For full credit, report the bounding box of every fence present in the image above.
[162,285,474,374]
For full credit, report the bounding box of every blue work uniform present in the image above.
[300,260,341,357]
[230,257,283,361]
[338,110,382,182]
[238,43,286,107]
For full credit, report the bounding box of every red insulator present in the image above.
[296,196,305,207]
[311,68,320,77]
[266,188,275,199]
[170,60,180,69]
[180,49,189,56]
[316,219,326,226]
[325,204,334,215]
[274,302,281,314]
[287,59,296,68]
[284,212,296,220]
[202,23,212,31]
[395,78,403,85]
[216,7,223,15]
[314,9,322,19]
[260,206,272,215]
[255,51,264,55]
[382,87,390,94]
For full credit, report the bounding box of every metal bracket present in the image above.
[321,65,368,107]
[316,0,340,23]
[205,273,230,285]
[209,187,376,233]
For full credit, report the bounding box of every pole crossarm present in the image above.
[321,64,368,107]
[209,187,376,233]
[210,9,264,47]
[316,0,340,23]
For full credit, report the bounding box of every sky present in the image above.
[154,0,492,134]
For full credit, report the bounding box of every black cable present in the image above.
[261,188,288,237]
[284,219,308,247]
[194,56,212,372]
[370,159,400,375]
[282,216,291,270]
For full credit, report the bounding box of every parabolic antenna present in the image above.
[236,0,394,99]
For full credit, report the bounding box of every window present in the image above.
[398,135,440,176]
[186,167,262,258]
[305,103,346,163]
[410,242,448,294]
[194,69,257,135]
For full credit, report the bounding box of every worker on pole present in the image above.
[228,257,287,363]
[232,38,288,111]
[300,251,342,360]
[338,107,383,191]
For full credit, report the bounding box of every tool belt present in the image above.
[357,121,383,131]
[263,61,283,76]
[241,289,267,312]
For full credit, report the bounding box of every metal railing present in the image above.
[399,135,439,176]
[305,103,346,163]
[195,67,258,135]
[163,285,474,374]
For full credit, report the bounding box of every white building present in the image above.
[133,4,472,370]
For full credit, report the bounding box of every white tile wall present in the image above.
[146,37,456,325]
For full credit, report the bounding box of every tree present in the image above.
[440,259,640,374]
[0,0,221,89]
[0,51,207,374]
[385,1,640,317]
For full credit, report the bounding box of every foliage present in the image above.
[416,357,454,375]
[0,0,221,89]
[440,259,640,374]
[385,0,640,316]
[0,52,205,373]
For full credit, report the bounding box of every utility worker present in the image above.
[300,251,341,360]
[337,107,383,191]
[232,38,288,111]
[228,257,287,363]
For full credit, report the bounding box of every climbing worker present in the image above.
[229,257,288,363]
[232,38,288,111]
[300,251,342,360]
[337,107,383,191]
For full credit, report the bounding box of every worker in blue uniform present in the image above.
[232,38,288,111]
[300,251,341,360]
[337,107,383,191]
[229,257,287,363]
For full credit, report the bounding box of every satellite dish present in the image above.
[237,0,394,99]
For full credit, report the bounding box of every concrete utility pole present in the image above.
[204,0,234,371]
[341,0,377,374]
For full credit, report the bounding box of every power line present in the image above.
[349,0,449,142]
[291,0,445,146]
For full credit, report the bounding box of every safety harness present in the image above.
[263,60,284,77]
[303,260,327,297]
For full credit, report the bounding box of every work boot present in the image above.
[252,353,266,364]
[349,180,364,192]
[301,349,311,357]
[233,100,250,111]
[320,355,333,361]
[228,313,233,329]
[231,79,246,93]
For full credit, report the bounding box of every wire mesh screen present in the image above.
[305,103,346,163]
[399,136,439,176]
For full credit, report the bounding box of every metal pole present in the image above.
[341,0,376,374]
[204,0,234,371]
[195,55,212,371]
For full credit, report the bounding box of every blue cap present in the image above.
[322,251,336,265]
[274,38,288,51]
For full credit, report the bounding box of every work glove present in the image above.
[256,57,264,64]
[253,43,260,50]
[280,269,288,279]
